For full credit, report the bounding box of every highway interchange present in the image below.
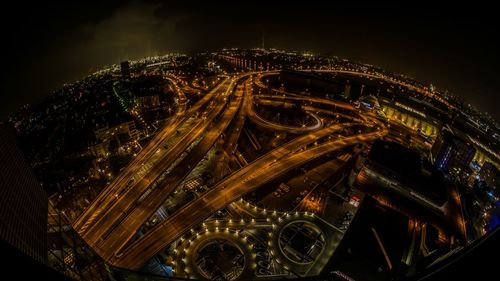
[74,68,393,276]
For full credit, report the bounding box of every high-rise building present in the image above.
[431,129,476,176]
[0,123,106,280]
[120,60,131,79]
[0,123,48,264]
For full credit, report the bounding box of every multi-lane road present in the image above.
[73,75,242,257]
[73,70,388,270]
[108,89,386,268]
[113,120,387,269]
[95,78,247,260]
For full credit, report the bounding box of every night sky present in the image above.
[2,1,499,120]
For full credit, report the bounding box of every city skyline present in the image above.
[3,47,498,280]
[0,3,499,280]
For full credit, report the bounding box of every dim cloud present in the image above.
[69,1,187,70]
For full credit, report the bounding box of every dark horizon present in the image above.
[2,1,499,120]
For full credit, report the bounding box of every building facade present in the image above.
[0,123,48,264]
[479,162,499,189]
[432,129,476,176]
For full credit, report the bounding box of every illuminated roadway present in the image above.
[113,123,387,269]
[110,97,387,269]
[224,80,252,155]
[248,96,323,134]
[96,77,248,260]
[73,76,190,233]
[74,76,234,245]
[74,70,388,270]
[74,73,260,262]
